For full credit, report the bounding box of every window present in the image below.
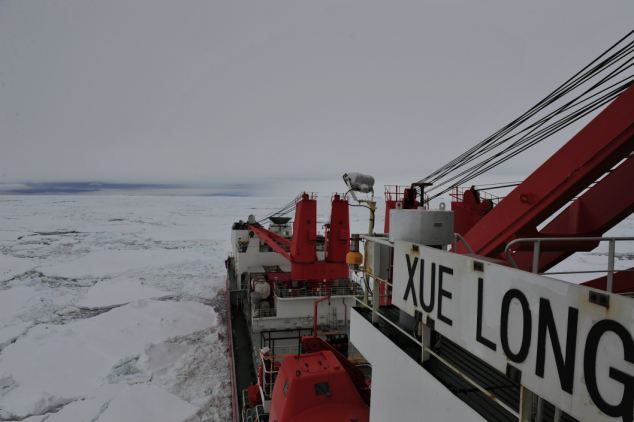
[314,382,331,397]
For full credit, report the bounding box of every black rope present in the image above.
[416,30,634,201]
[256,194,302,224]
[423,32,634,184]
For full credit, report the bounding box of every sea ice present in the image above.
[0,253,35,281]
[0,300,215,418]
[40,248,205,280]
[96,384,199,422]
[77,277,172,309]
[0,195,241,420]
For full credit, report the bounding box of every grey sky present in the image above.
[1,0,633,189]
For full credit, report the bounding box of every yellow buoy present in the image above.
[346,251,363,266]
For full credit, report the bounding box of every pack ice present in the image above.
[0,195,257,421]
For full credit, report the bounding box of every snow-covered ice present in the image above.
[77,277,172,309]
[0,195,250,421]
[0,254,34,282]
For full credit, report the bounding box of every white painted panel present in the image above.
[350,310,486,422]
[392,241,634,422]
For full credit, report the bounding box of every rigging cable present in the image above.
[423,31,634,183]
[256,193,302,224]
[416,30,634,201]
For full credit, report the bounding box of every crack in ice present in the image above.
[0,397,80,421]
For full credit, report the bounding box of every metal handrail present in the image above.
[259,350,280,398]
[274,283,364,299]
[504,236,634,292]
[252,306,277,318]
[452,232,475,254]
[353,298,519,418]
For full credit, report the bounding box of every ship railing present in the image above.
[252,305,277,319]
[449,185,501,204]
[356,236,524,419]
[241,388,269,422]
[451,232,475,254]
[242,408,267,422]
[241,390,266,422]
[259,350,281,399]
[260,328,312,360]
[241,389,251,422]
[254,405,267,422]
[274,283,364,299]
[504,236,634,293]
[384,184,430,205]
[267,344,300,356]
[353,297,521,419]
[240,276,249,290]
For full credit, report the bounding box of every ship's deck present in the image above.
[230,294,257,420]
[354,305,579,422]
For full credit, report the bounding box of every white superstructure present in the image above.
[347,206,633,422]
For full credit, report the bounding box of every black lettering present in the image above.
[500,289,531,363]
[476,277,496,351]
[584,320,633,422]
[404,254,418,307]
[419,259,435,313]
[535,299,578,394]
[437,265,453,326]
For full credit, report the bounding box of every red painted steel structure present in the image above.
[384,185,419,233]
[248,193,350,282]
[248,224,291,260]
[325,194,350,263]
[312,295,330,337]
[268,350,369,422]
[457,85,634,264]
[451,186,495,236]
[301,336,371,405]
[291,193,318,264]
[512,155,634,273]
[583,268,634,295]
[448,85,634,292]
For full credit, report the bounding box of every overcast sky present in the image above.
[1,0,633,190]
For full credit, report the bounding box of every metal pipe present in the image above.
[536,397,544,422]
[372,277,380,324]
[453,232,475,254]
[607,239,615,292]
[368,202,376,235]
[532,240,541,273]
[504,236,634,280]
[343,301,348,329]
[313,295,330,336]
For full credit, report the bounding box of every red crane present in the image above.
[452,84,634,292]
[248,193,350,282]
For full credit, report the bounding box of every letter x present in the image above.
[404,254,418,307]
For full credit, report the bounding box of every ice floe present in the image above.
[77,277,173,309]
[0,300,215,418]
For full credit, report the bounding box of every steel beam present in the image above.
[461,85,634,257]
[511,155,634,272]
[247,224,291,261]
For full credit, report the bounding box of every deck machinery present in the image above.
[226,193,368,422]
[226,66,634,422]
